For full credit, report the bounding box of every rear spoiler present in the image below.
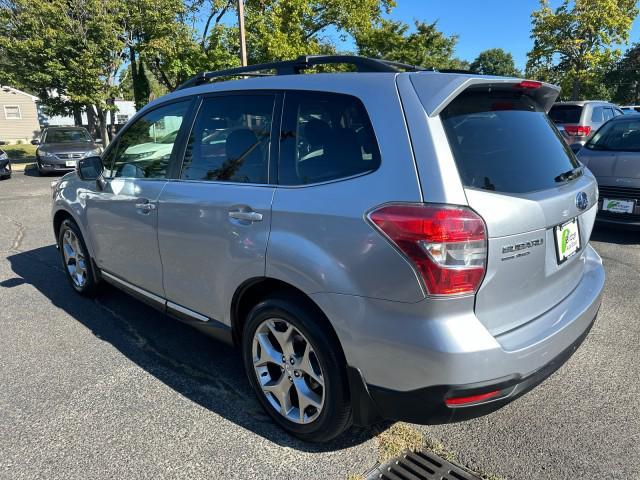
[407,73,561,117]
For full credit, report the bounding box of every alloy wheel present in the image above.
[252,318,325,424]
[62,229,87,288]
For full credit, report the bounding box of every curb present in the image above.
[12,163,35,172]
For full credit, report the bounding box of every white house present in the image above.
[42,100,137,128]
[0,86,40,143]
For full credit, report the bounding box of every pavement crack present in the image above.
[0,212,26,253]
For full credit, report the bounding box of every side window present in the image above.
[181,94,274,183]
[279,91,381,185]
[111,101,190,179]
[591,107,603,122]
[101,140,119,178]
[603,107,614,121]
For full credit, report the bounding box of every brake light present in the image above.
[515,80,542,90]
[368,204,487,296]
[564,125,592,137]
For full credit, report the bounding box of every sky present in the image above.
[348,0,640,69]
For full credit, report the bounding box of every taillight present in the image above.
[368,204,487,296]
[564,125,592,137]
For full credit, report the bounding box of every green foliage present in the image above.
[470,48,521,77]
[0,0,125,113]
[355,19,459,69]
[526,0,638,100]
[607,44,640,104]
[244,0,394,64]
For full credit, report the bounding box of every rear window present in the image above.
[548,105,583,124]
[441,90,579,194]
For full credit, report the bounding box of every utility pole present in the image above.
[237,0,247,66]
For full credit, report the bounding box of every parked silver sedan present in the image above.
[33,127,102,175]
[578,115,640,227]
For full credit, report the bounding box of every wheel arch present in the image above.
[230,277,346,362]
[52,207,100,283]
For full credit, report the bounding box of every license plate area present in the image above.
[601,198,635,214]
[65,160,76,167]
[554,218,581,265]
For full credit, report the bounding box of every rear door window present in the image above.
[441,89,580,194]
[603,108,613,121]
[278,91,380,185]
[591,107,604,122]
[548,105,583,124]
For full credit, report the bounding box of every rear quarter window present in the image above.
[441,90,579,194]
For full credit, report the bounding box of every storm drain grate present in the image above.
[365,448,482,480]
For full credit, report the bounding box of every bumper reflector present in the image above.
[445,389,501,407]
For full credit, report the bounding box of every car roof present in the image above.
[552,101,616,107]
[139,70,559,120]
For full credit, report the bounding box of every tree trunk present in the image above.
[109,97,116,138]
[85,104,97,138]
[571,77,580,101]
[95,106,109,147]
[72,106,83,126]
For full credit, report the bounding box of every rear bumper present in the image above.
[357,309,595,424]
[313,244,605,426]
[596,212,640,228]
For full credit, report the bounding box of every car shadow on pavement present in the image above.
[591,224,639,245]
[3,245,380,452]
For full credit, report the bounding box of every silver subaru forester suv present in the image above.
[52,56,605,442]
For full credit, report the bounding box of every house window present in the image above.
[4,105,21,120]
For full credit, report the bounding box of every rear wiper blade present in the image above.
[555,166,583,183]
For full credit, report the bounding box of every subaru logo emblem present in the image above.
[576,192,588,211]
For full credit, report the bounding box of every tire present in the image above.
[58,218,98,296]
[242,295,352,442]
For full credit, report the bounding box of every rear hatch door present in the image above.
[410,76,598,336]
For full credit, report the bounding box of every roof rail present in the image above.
[175,55,432,90]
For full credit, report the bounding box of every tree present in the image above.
[470,48,520,76]
[608,44,640,104]
[355,19,459,69]
[526,0,638,100]
[119,63,168,103]
[0,0,127,144]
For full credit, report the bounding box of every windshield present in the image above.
[585,119,640,152]
[548,105,583,124]
[441,90,579,194]
[44,129,91,143]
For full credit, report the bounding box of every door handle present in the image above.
[228,210,263,222]
[135,199,156,213]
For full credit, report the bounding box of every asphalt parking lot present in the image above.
[1,172,639,480]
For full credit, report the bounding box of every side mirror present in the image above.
[31,139,40,145]
[77,155,104,181]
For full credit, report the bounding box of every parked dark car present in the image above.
[0,140,11,180]
[0,145,10,179]
[33,127,102,175]
[578,115,640,227]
